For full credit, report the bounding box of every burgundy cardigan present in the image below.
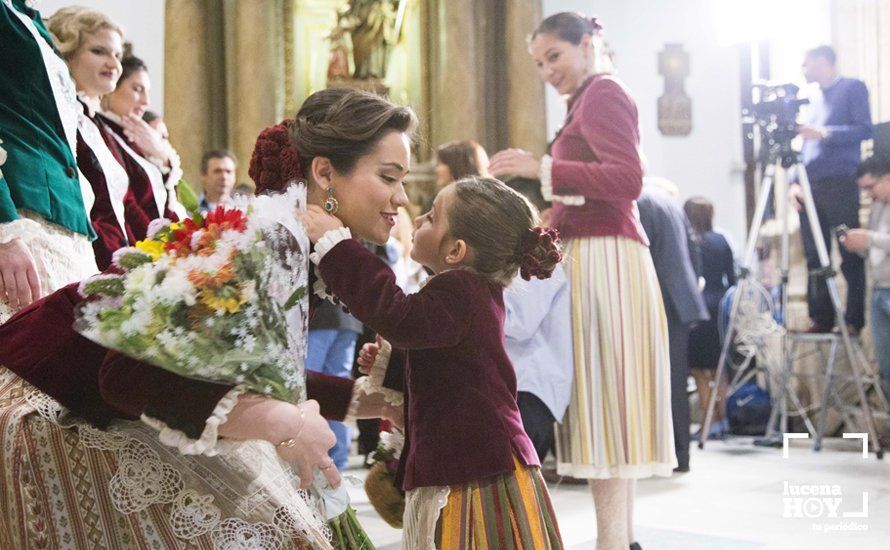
[550,74,647,244]
[318,239,539,490]
[0,273,355,436]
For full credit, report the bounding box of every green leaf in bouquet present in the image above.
[81,276,125,297]
[283,285,307,310]
[176,178,200,215]
[116,250,153,270]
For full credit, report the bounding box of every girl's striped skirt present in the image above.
[432,456,563,549]
[556,236,677,479]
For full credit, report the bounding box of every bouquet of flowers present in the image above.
[74,187,310,404]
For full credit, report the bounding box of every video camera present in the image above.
[743,82,809,167]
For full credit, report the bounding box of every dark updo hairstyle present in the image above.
[530,12,612,73]
[289,88,418,178]
[117,42,148,88]
[436,140,488,183]
[447,177,562,286]
[531,11,603,45]
[683,196,714,237]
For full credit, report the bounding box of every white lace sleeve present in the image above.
[141,385,246,457]
[347,338,403,418]
[539,154,586,206]
[308,227,352,265]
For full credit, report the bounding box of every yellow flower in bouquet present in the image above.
[135,238,165,260]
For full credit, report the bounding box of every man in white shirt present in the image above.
[503,177,573,462]
[842,158,890,424]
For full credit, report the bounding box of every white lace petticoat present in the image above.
[0,211,98,323]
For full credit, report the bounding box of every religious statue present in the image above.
[329,0,401,81]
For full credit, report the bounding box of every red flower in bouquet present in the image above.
[164,218,201,257]
[204,207,249,233]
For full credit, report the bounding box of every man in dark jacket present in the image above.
[638,179,709,472]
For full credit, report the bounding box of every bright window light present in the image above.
[712,0,831,47]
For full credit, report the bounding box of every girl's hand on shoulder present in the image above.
[357,341,379,374]
[302,204,344,244]
[489,148,540,180]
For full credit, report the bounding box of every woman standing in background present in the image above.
[491,12,675,550]
[685,196,735,438]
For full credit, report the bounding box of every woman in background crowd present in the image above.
[434,139,490,189]
[685,196,735,438]
[491,12,675,550]
[47,7,148,269]
[100,47,187,220]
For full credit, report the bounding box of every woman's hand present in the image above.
[489,149,541,180]
[302,204,344,244]
[120,114,170,165]
[218,394,339,489]
[275,400,341,489]
[0,237,42,309]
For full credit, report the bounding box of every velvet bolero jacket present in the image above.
[315,235,539,490]
[544,74,648,245]
[0,263,357,443]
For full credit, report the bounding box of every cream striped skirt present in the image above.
[555,236,677,479]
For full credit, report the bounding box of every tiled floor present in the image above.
[343,436,890,549]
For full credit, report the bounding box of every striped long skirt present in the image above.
[555,236,677,479]
[432,457,563,549]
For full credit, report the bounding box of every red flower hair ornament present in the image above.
[518,226,563,281]
[248,120,303,194]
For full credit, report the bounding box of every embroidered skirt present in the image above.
[0,367,341,549]
[555,236,677,479]
[432,456,563,549]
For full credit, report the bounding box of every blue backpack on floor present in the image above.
[726,382,771,435]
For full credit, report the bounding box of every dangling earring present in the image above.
[323,187,339,214]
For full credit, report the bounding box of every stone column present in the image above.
[422,0,545,159]
[164,0,215,191]
[504,0,547,156]
[224,0,287,185]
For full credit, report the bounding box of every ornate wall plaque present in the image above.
[658,43,692,136]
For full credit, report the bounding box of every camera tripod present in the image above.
[698,158,884,458]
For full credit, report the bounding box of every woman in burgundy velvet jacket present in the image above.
[44,9,152,271]
[490,13,676,550]
[305,177,565,548]
[99,51,188,223]
[0,87,411,548]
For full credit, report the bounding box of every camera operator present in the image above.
[841,158,890,430]
[789,45,872,335]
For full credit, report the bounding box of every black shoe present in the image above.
[673,465,690,473]
[630,543,643,550]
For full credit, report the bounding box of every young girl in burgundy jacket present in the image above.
[305,176,565,549]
